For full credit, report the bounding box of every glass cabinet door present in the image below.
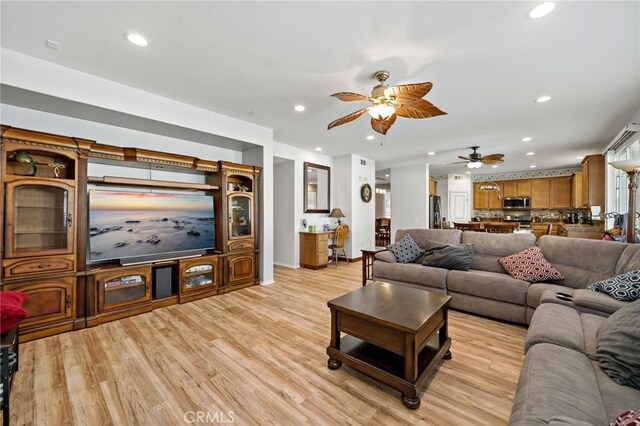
[6,180,75,258]
[229,194,253,239]
[100,274,150,310]
[183,264,215,291]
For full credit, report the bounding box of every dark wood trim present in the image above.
[303,162,331,214]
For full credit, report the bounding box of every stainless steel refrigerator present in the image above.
[429,195,442,229]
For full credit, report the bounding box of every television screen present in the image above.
[89,191,215,263]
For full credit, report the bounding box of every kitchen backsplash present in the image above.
[472,209,593,222]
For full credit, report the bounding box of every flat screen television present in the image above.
[89,191,215,264]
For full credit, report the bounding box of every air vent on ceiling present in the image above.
[604,122,640,153]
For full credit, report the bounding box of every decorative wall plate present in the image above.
[361,183,372,203]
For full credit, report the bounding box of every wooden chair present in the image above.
[485,223,518,233]
[453,222,483,232]
[331,224,350,267]
[375,218,391,246]
[546,223,553,235]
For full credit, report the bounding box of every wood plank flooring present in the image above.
[7,263,527,425]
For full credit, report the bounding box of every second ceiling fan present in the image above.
[452,146,505,169]
[327,70,447,135]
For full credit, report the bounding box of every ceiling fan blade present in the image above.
[330,92,372,102]
[370,114,397,135]
[327,108,369,130]
[447,161,470,165]
[395,98,447,119]
[482,154,505,164]
[458,156,471,161]
[385,82,433,100]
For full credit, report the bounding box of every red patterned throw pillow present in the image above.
[498,246,564,283]
[0,291,29,334]
[611,410,640,426]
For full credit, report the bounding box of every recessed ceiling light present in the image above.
[535,95,552,103]
[527,2,556,19]
[293,105,305,112]
[530,165,537,168]
[521,137,532,142]
[125,33,148,47]
[366,135,375,141]
[491,165,499,168]
[315,147,323,152]
[385,174,390,177]
[527,152,535,156]
[466,171,471,174]
[427,151,435,156]
[576,156,584,160]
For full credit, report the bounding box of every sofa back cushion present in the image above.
[538,236,628,289]
[394,229,462,247]
[615,244,640,275]
[461,231,536,274]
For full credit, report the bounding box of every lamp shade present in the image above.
[328,208,345,218]
[609,159,640,172]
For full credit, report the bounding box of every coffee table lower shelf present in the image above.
[327,335,451,408]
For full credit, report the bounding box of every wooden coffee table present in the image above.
[326,281,452,409]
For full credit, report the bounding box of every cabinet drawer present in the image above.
[316,253,328,265]
[316,243,328,254]
[228,239,254,252]
[316,234,329,243]
[4,256,74,278]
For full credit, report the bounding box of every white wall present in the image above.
[243,146,274,284]
[273,160,295,267]
[390,164,429,238]
[349,154,376,258]
[272,141,334,268]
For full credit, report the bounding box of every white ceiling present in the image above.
[1,1,639,175]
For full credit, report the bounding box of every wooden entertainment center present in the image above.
[0,125,261,342]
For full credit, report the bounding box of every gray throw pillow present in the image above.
[422,240,474,271]
[386,234,424,264]
[596,299,640,390]
[587,270,640,301]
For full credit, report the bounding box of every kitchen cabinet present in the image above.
[531,179,550,209]
[488,182,502,209]
[473,183,489,210]
[550,177,572,208]
[572,172,583,208]
[429,177,437,196]
[516,180,531,197]
[581,155,605,207]
[502,181,517,197]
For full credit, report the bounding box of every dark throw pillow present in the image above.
[498,246,565,283]
[596,299,640,390]
[386,233,424,264]
[422,241,474,271]
[0,291,29,334]
[587,270,640,302]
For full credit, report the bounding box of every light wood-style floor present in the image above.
[8,263,527,425]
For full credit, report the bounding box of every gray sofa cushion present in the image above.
[614,243,640,275]
[374,250,396,263]
[573,289,629,316]
[394,228,462,246]
[525,303,605,356]
[372,261,448,291]
[592,361,640,422]
[446,269,530,305]
[596,300,640,390]
[539,236,628,289]
[462,231,536,273]
[527,283,574,309]
[422,241,474,271]
[509,343,608,426]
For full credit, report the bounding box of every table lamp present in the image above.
[609,159,640,243]
[328,208,345,226]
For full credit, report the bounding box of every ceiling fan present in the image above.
[327,70,447,135]
[452,146,504,169]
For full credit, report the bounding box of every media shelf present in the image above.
[1,125,261,342]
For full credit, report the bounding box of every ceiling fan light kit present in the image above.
[327,70,447,135]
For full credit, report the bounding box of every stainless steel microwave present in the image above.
[503,197,531,210]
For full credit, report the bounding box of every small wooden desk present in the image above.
[361,247,387,286]
[299,231,334,269]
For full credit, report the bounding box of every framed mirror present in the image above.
[304,162,330,213]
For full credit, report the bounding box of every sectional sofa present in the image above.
[372,229,639,424]
[372,229,636,324]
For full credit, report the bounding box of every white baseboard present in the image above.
[260,279,276,285]
[273,262,298,269]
